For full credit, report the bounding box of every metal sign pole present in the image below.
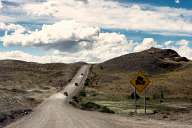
[130,72,151,115]
[134,87,137,114]
[144,89,147,114]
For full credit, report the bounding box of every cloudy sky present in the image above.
[0,0,192,63]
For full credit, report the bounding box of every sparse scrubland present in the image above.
[1,48,192,127]
[0,60,82,128]
[80,48,192,124]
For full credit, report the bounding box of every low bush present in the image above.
[79,90,86,97]
[0,112,7,123]
[80,102,115,114]
[84,78,90,86]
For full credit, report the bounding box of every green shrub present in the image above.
[99,106,115,114]
[0,112,7,123]
[79,90,86,97]
[80,102,115,114]
[84,78,90,86]
[100,66,104,70]
[80,102,100,110]
[146,97,150,101]
[91,92,97,97]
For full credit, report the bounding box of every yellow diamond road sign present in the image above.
[130,73,151,94]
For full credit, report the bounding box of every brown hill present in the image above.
[98,47,189,74]
[82,48,192,123]
[85,48,192,100]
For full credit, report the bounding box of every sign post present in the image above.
[144,90,146,114]
[134,87,137,113]
[130,72,151,114]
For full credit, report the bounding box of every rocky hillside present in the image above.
[85,48,192,100]
[99,47,189,74]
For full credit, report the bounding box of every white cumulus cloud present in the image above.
[0,1,2,10]
[176,46,192,59]
[0,50,49,63]
[134,38,156,52]
[174,40,192,59]
[1,20,99,47]
[177,39,189,46]
[1,20,192,63]
[1,20,136,63]
[0,0,192,63]
[20,0,192,36]
[0,22,26,33]
[0,20,137,63]
[0,39,192,63]
[175,0,180,4]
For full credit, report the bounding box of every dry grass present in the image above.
[0,60,82,127]
[81,62,192,123]
[87,61,192,100]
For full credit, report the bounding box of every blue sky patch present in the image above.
[0,0,191,62]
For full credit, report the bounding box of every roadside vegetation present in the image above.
[80,48,192,124]
[70,88,115,114]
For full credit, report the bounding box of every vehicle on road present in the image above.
[75,83,79,86]
[64,92,68,96]
[68,78,72,82]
